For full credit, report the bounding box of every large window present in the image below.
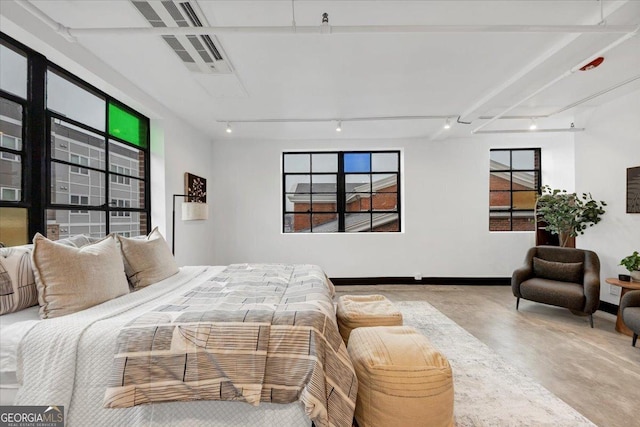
[0,33,150,245]
[283,151,401,233]
[489,148,541,231]
[0,39,28,246]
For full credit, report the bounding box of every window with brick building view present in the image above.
[489,148,541,232]
[283,151,401,233]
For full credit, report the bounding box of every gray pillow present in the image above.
[59,234,102,248]
[533,257,583,283]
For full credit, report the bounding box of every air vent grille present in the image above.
[131,0,232,73]
[131,1,165,27]
[179,2,223,61]
[201,35,222,61]
[179,2,202,26]
[162,1,189,27]
[162,35,195,63]
[187,35,213,63]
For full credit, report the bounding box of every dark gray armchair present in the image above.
[621,290,640,347]
[512,246,600,328]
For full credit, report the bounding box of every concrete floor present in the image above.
[335,285,640,427]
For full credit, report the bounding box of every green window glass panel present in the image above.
[108,102,147,148]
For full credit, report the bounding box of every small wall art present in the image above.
[628,166,640,213]
[185,173,207,203]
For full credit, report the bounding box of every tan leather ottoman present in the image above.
[347,326,454,427]
[336,295,403,345]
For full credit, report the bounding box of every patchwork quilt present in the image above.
[103,264,357,427]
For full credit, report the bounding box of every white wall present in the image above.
[162,117,214,266]
[575,90,640,304]
[1,7,215,265]
[211,133,574,278]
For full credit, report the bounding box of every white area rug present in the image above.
[395,301,596,427]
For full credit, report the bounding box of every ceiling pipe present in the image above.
[549,73,640,116]
[472,24,640,134]
[215,115,454,124]
[14,0,76,42]
[477,73,640,120]
[474,128,585,134]
[458,0,629,123]
[217,68,639,128]
[458,34,581,123]
[64,24,639,38]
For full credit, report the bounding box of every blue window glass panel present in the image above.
[344,153,371,173]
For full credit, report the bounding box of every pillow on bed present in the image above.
[31,233,130,319]
[117,227,178,290]
[59,234,102,248]
[0,246,38,315]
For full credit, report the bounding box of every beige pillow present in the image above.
[31,234,130,319]
[117,227,178,290]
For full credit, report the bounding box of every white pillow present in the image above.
[117,227,178,290]
[31,234,130,319]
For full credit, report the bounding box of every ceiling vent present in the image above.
[131,0,233,74]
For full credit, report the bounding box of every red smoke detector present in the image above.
[579,57,604,71]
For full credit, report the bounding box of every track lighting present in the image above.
[529,118,537,130]
[217,115,465,130]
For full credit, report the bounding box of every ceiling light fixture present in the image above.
[529,118,537,130]
[226,122,232,133]
[443,118,451,129]
[336,120,342,132]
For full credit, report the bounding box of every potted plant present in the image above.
[535,186,607,247]
[620,251,640,282]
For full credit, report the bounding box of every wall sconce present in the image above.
[182,201,208,221]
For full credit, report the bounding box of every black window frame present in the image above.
[282,150,401,233]
[489,147,541,232]
[0,32,151,241]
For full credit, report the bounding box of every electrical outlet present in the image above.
[609,285,620,296]
[414,273,422,281]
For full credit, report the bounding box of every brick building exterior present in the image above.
[489,161,537,231]
[288,176,399,232]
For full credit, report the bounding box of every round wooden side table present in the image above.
[605,278,640,336]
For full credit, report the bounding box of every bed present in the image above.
[0,305,39,405]
[3,264,357,427]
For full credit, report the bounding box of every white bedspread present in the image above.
[1,305,40,405]
[1,306,40,375]
[15,266,311,426]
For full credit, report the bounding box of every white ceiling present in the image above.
[10,1,640,140]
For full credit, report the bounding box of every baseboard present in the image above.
[598,300,618,316]
[329,277,511,286]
